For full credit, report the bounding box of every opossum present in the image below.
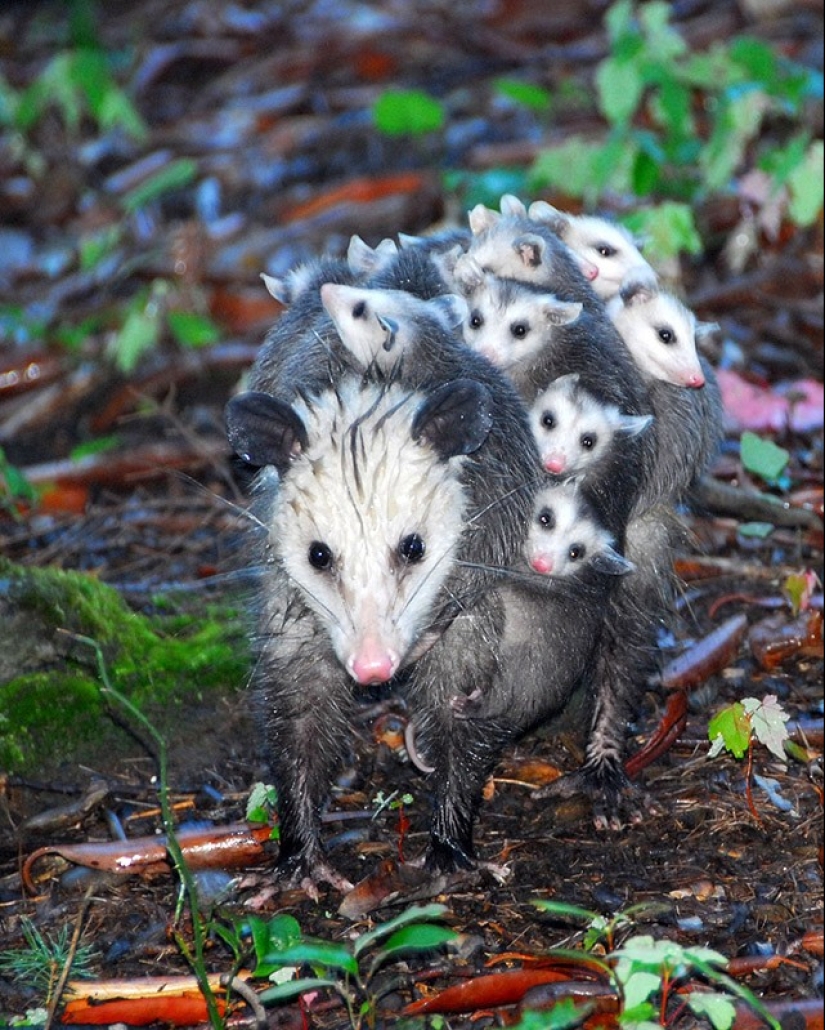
[226,373,612,886]
[249,254,363,400]
[524,478,634,578]
[529,373,653,477]
[346,234,399,277]
[364,229,468,300]
[606,271,716,389]
[527,199,654,301]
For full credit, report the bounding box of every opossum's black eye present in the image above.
[468,309,484,330]
[352,300,367,319]
[510,321,529,339]
[596,244,617,258]
[580,433,597,450]
[540,411,556,430]
[537,507,555,530]
[399,533,425,564]
[656,325,675,345]
[308,540,333,570]
[568,543,586,561]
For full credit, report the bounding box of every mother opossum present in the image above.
[226,303,621,892]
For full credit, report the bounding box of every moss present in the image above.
[0,557,250,774]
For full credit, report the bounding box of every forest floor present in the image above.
[0,1,822,1027]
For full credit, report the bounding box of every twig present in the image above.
[44,885,94,1030]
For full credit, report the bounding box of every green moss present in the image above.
[0,557,250,773]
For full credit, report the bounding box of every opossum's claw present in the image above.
[278,851,354,897]
[533,762,657,831]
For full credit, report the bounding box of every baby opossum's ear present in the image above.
[468,203,500,235]
[527,200,569,236]
[592,546,635,577]
[225,391,308,472]
[539,296,583,327]
[260,272,290,305]
[430,293,469,332]
[618,267,659,306]
[500,193,528,218]
[347,234,397,275]
[451,253,486,294]
[513,232,547,270]
[411,379,493,459]
[432,243,466,286]
[618,412,654,437]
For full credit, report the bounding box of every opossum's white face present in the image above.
[456,274,582,372]
[273,382,471,686]
[607,289,706,388]
[560,217,651,300]
[320,283,467,372]
[525,482,630,578]
[529,375,650,475]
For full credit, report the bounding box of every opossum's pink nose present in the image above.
[685,370,706,389]
[349,642,399,685]
[544,455,566,474]
[579,260,599,282]
[530,554,554,575]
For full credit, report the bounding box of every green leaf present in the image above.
[495,79,552,114]
[0,448,36,503]
[510,998,594,1029]
[739,431,790,483]
[621,970,662,1009]
[97,86,148,141]
[787,139,824,227]
[69,436,120,461]
[701,87,769,191]
[532,899,600,924]
[596,57,645,125]
[353,902,449,957]
[708,702,751,759]
[120,159,199,214]
[260,940,358,978]
[372,89,444,136]
[622,202,701,262]
[638,1,687,62]
[166,310,221,348]
[530,136,609,199]
[687,992,737,1030]
[258,976,342,1005]
[742,695,789,761]
[737,522,775,539]
[108,301,160,374]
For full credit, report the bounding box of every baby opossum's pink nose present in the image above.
[530,554,554,575]
[544,455,566,474]
[349,641,399,685]
[685,371,706,389]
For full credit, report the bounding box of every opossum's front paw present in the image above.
[532,764,657,831]
[424,835,476,875]
[278,852,354,900]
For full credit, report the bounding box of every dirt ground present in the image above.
[0,0,822,1026]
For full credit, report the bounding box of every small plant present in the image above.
[246,903,457,1029]
[529,901,780,1029]
[0,917,96,1005]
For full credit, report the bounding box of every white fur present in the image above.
[525,479,631,578]
[529,373,652,476]
[606,276,707,388]
[272,380,470,685]
[320,283,468,372]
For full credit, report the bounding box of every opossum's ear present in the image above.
[260,272,291,305]
[695,319,719,339]
[528,200,569,236]
[592,546,635,577]
[411,379,493,459]
[431,243,466,286]
[617,412,654,437]
[347,234,398,275]
[619,267,659,306]
[513,232,546,270]
[539,296,583,327]
[430,293,469,332]
[225,391,308,472]
[500,193,527,218]
[397,232,424,249]
[552,371,581,390]
[468,203,499,235]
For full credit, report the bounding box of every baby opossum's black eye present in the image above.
[308,540,334,570]
[540,411,556,430]
[469,310,484,330]
[597,244,617,258]
[580,433,597,450]
[352,300,367,319]
[656,326,675,345]
[568,543,586,561]
[510,321,529,339]
[399,533,425,564]
[537,507,555,530]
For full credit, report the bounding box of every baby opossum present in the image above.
[529,373,653,477]
[527,199,654,301]
[606,271,716,389]
[524,478,634,578]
